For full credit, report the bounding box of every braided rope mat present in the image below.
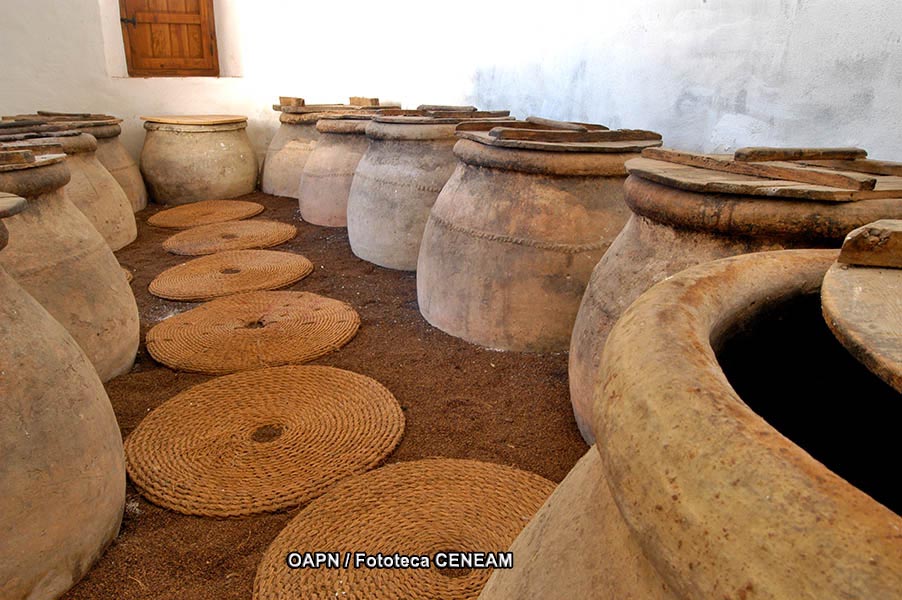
[147,199,264,229]
[254,458,555,600]
[146,291,360,374]
[149,250,314,301]
[162,220,297,256]
[125,365,405,517]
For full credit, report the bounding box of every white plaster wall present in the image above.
[1,0,901,163]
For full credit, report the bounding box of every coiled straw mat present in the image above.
[149,250,314,301]
[146,291,360,374]
[162,219,297,256]
[254,458,555,600]
[147,199,265,229]
[125,365,405,517]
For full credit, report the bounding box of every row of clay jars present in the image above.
[297,115,371,226]
[416,132,658,352]
[0,152,139,381]
[3,114,148,212]
[346,111,510,270]
[140,118,257,205]
[1,132,137,250]
[0,193,125,600]
[263,110,334,198]
[481,249,902,600]
[569,170,902,442]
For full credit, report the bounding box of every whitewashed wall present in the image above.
[1,0,901,162]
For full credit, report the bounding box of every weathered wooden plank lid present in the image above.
[0,150,66,172]
[373,109,511,125]
[456,116,663,153]
[0,192,27,218]
[822,219,902,392]
[629,146,902,202]
[141,115,248,125]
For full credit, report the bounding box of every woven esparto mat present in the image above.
[124,365,405,517]
[149,250,314,301]
[254,458,555,600]
[147,199,265,229]
[146,291,360,374]
[162,219,297,256]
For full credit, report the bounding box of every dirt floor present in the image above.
[63,192,588,600]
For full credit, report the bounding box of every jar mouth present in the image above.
[0,157,71,197]
[624,175,902,242]
[452,138,636,177]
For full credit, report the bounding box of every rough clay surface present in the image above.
[62,192,587,600]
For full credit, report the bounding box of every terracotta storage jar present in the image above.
[570,147,902,442]
[346,108,511,270]
[417,122,662,351]
[482,248,902,600]
[3,112,148,212]
[0,192,125,600]
[1,130,137,250]
[140,115,257,205]
[0,149,139,381]
[297,114,373,226]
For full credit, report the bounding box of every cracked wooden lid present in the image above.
[141,114,248,125]
[629,146,902,202]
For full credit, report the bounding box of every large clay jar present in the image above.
[3,112,148,212]
[417,126,662,351]
[482,249,902,600]
[346,109,511,270]
[81,118,148,212]
[297,114,372,226]
[262,102,353,198]
[1,132,137,250]
[0,192,125,600]
[570,153,902,442]
[140,115,257,205]
[0,150,139,381]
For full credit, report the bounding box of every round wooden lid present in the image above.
[141,114,248,125]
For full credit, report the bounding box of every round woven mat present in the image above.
[146,291,360,374]
[163,220,298,256]
[149,250,314,301]
[147,199,265,229]
[254,458,555,600]
[124,365,405,517]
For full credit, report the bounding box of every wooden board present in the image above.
[275,104,353,114]
[822,263,902,393]
[626,157,902,202]
[416,105,476,112]
[838,220,902,268]
[457,130,663,153]
[643,148,877,191]
[734,147,867,162]
[0,150,35,166]
[490,127,661,143]
[141,114,247,125]
[797,159,902,177]
[0,153,65,173]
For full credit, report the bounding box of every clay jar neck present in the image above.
[365,119,460,142]
[74,123,122,140]
[625,175,902,244]
[452,138,637,178]
[316,118,369,136]
[0,159,71,198]
[55,133,98,155]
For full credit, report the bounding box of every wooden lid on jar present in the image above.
[456,116,663,153]
[141,115,248,126]
[628,146,902,202]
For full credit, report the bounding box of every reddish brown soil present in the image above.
[63,192,587,600]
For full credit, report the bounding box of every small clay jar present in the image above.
[482,249,902,600]
[140,115,257,205]
[0,192,125,600]
[297,115,372,226]
[262,103,353,198]
[417,126,661,351]
[1,131,137,250]
[346,109,511,270]
[570,156,902,442]
[0,151,139,381]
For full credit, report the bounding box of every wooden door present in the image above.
[119,0,219,77]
